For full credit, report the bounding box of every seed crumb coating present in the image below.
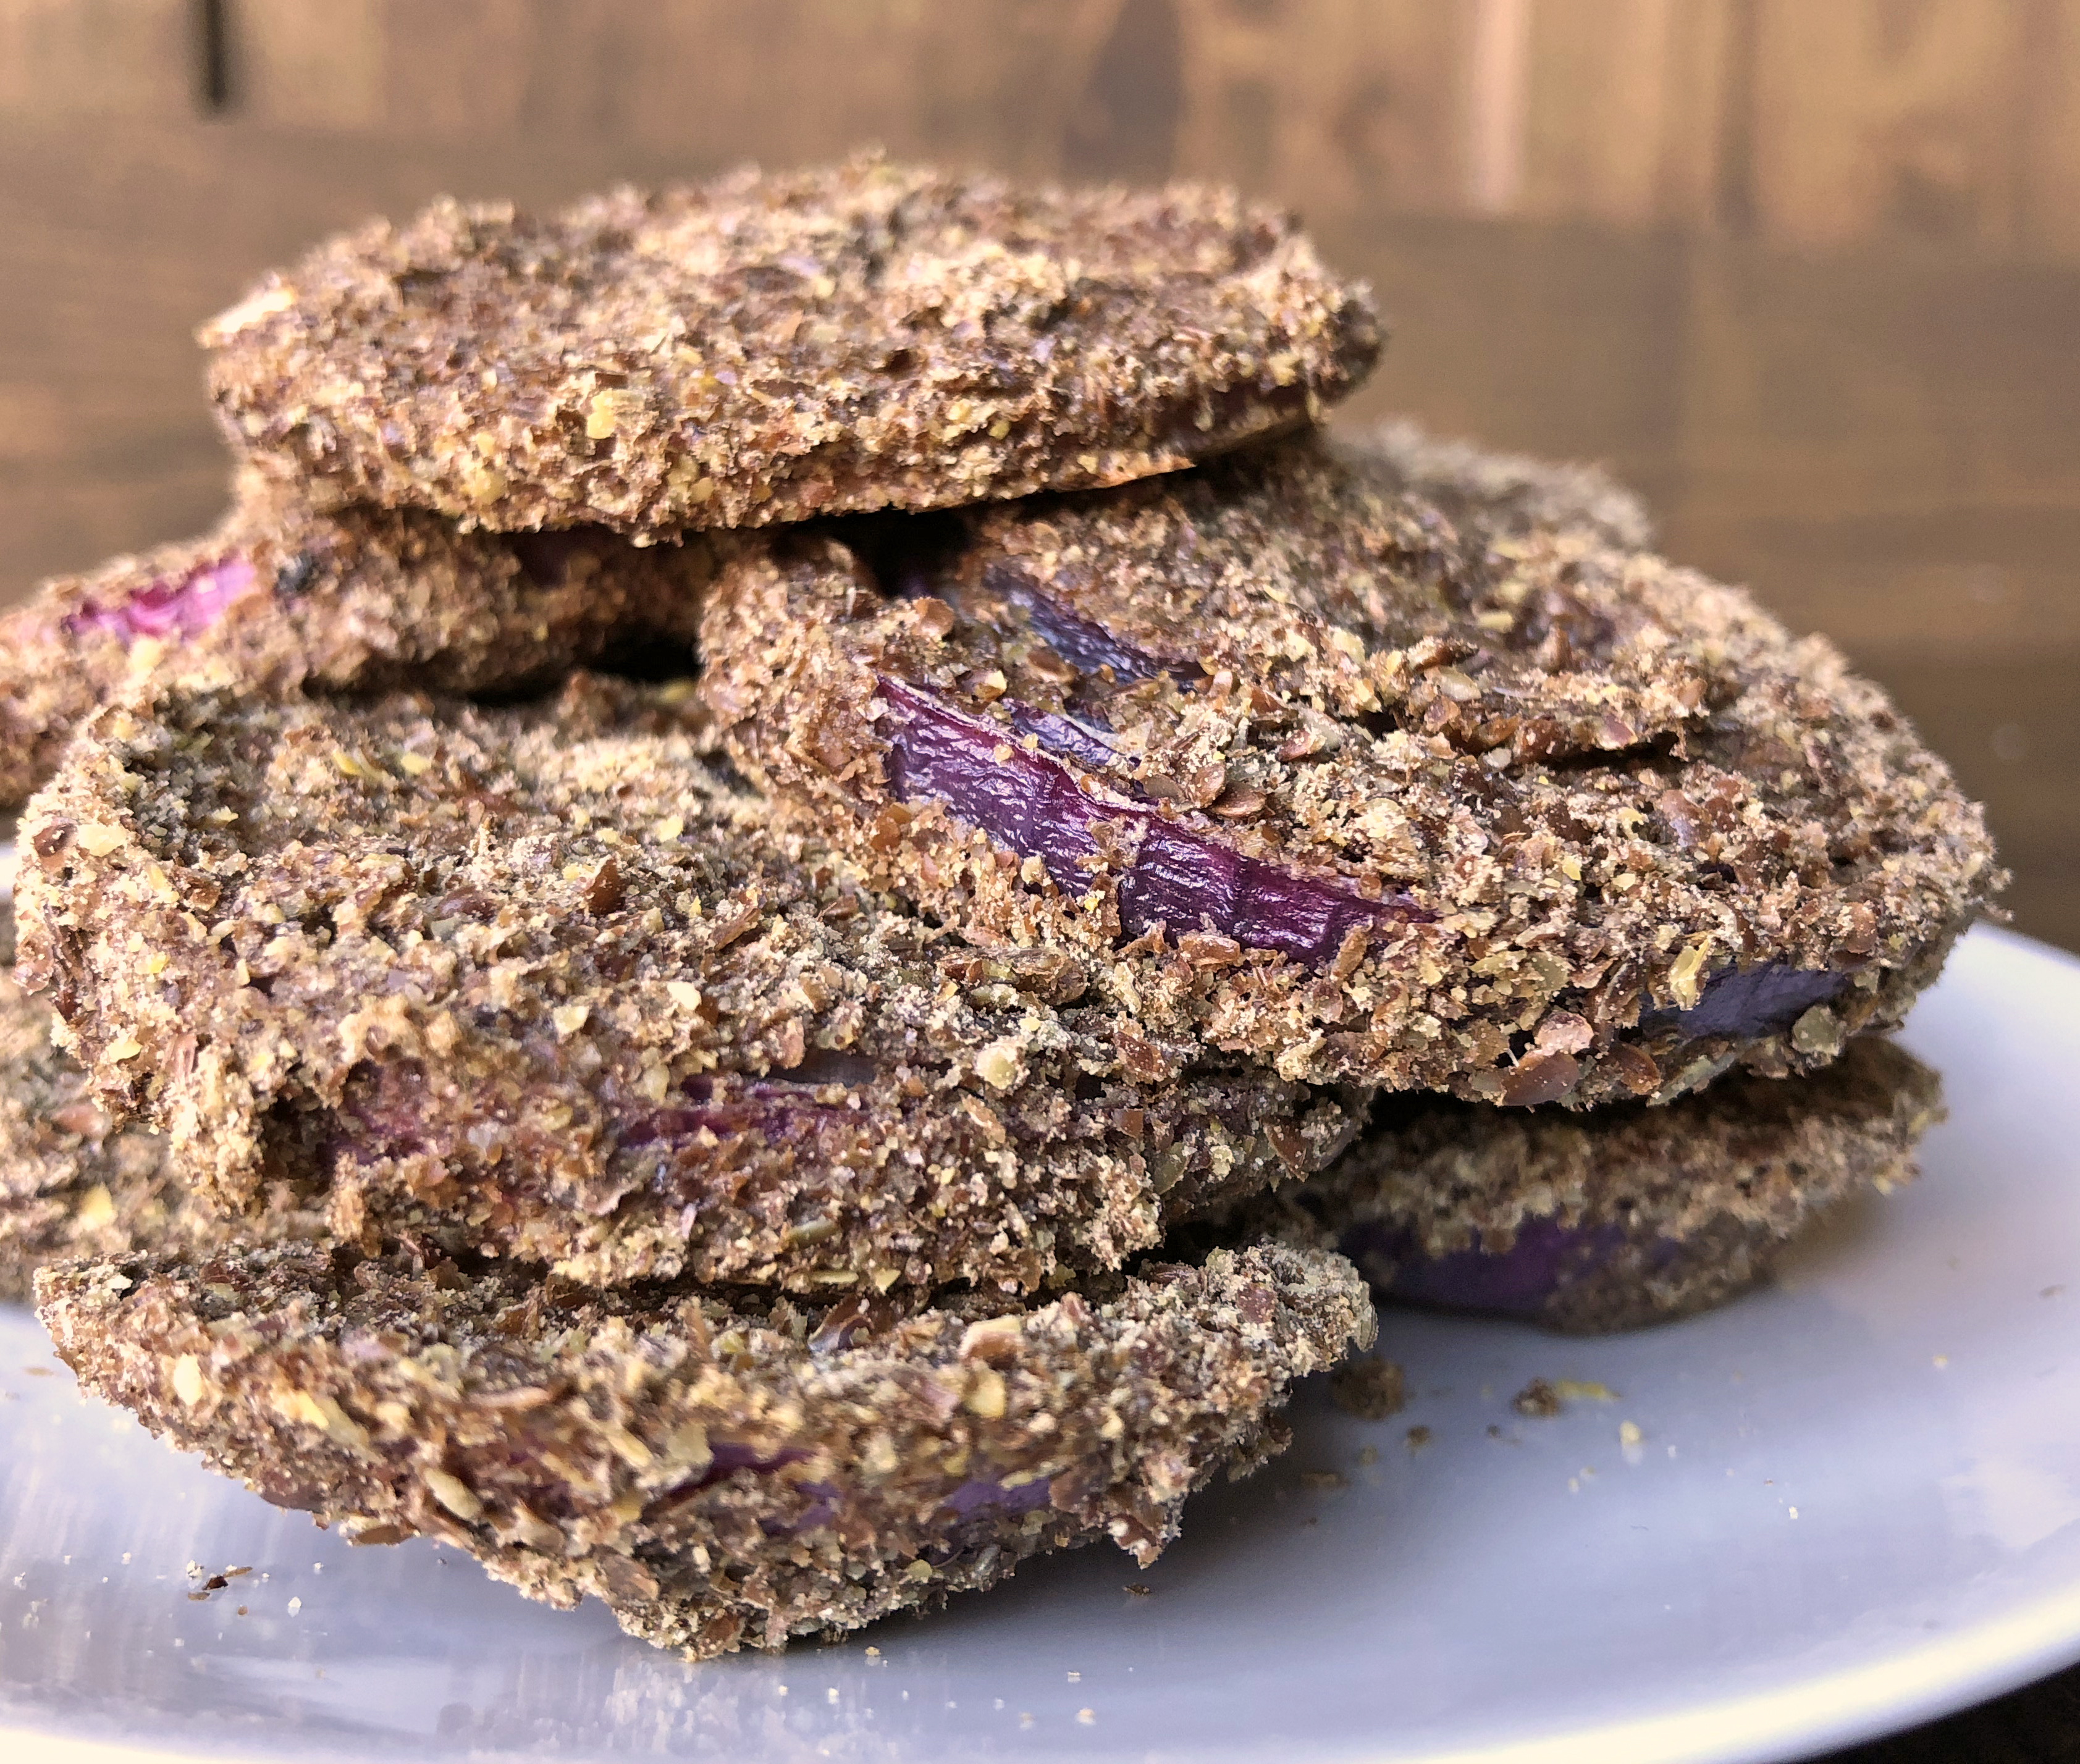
[17,674,1357,1295]
[0,880,324,1301]
[0,966,322,1302]
[0,471,709,810]
[1251,1036,1941,1333]
[1355,419,1652,553]
[201,154,1380,537]
[701,428,1997,1106]
[36,1238,1375,1657]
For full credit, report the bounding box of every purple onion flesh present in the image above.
[979,561,1186,685]
[1340,1217,1676,1320]
[64,556,257,645]
[1643,963,1848,1041]
[878,676,1426,968]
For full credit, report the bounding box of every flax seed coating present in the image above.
[16,673,1356,1295]
[1,878,322,1300]
[0,472,709,810]
[701,428,1997,1106]
[36,1237,1374,1657]
[0,968,322,1301]
[1247,1036,1940,1333]
[201,155,1380,537]
[1357,419,1653,553]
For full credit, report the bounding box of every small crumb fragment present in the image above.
[1619,1421,1643,1448]
[1790,1506,1800,1519]
[1554,1379,1617,1403]
[1357,1444,1378,1467]
[1405,1425,1432,1452]
[287,1597,302,1615]
[973,1037,1022,1091]
[1329,1355,1405,1420]
[581,857,625,914]
[423,1468,484,1521]
[1300,1469,1345,1490]
[1077,1708,1096,1724]
[1933,1355,1949,1369]
[1124,1582,1152,1597]
[1512,1379,1562,1418]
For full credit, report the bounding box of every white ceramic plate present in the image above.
[2,925,2078,1764]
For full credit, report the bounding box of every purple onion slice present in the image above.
[1341,1217,1640,1319]
[879,676,1427,967]
[64,556,258,645]
[1644,963,1849,1041]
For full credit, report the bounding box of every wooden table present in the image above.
[2,4,2075,1754]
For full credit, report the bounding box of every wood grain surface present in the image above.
[0,10,2074,1745]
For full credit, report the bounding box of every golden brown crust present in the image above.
[15,674,1357,1295]
[35,1238,1375,1657]
[701,429,1997,1106]
[1254,1036,1941,1332]
[0,471,709,811]
[203,156,1379,537]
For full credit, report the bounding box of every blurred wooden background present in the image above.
[0,0,2074,954]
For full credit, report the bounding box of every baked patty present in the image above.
[15,674,1357,1293]
[700,427,1997,1105]
[201,155,1380,536]
[1251,1036,1941,1333]
[36,1237,1373,1657]
[0,888,322,1300]
[0,472,709,810]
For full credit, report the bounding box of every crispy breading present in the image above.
[0,472,709,810]
[15,675,1357,1294]
[701,429,1998,1105]
[203,156,1379,536]
[36,1238,1375,1657]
